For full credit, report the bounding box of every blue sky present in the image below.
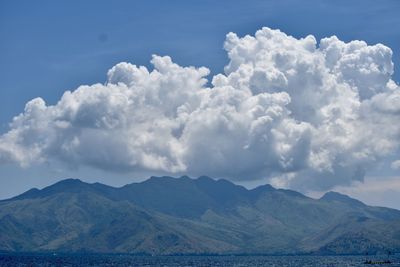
[1,0,400,208]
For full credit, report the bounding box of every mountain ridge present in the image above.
[1,176,399,255]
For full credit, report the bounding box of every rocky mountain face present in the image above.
[1,176,399,255]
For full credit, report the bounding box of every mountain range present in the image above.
[0,176,399,255]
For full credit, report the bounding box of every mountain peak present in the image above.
[320,191,365,206]
[7,178,90,201]
[53,178,84,185]
[147,175,190,182]
[46,178,87,190]
[196,175,214,182]
[252,184,274,192]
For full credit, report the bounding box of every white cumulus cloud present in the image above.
[0,27,399,190]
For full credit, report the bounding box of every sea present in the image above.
[0,253,399,267]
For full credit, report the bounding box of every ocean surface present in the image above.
[0,253,399,267]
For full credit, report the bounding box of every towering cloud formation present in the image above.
[0,27,399,190]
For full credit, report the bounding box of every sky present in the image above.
[0,0,399,208]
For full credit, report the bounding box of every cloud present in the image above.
[0,27,399,191]
[392,160,400,170]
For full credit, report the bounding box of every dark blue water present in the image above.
[1,253,399,267]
